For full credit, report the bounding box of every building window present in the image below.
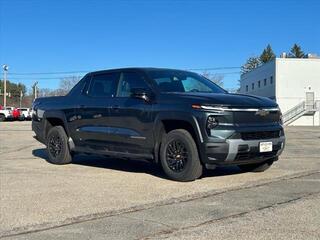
[264,78,267,86]
[246,85,248,92]
[252,83,254,90]
[258,80,261,88]
[270,76,273,84]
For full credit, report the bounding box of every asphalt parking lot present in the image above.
[0,122,320,239]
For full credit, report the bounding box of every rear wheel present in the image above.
[0,114,5,122]
[238,158,275,172]
[160,129,203,181]
[46,126,72,165]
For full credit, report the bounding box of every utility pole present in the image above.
[19,90,23,108]
[2,65,9,108]
[33,81,38,100]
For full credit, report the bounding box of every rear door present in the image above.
[73,72,120,150]
[107,71,155,155]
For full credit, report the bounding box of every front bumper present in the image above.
[202,135,285,167]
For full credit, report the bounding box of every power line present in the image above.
[9,67,241,76]
[9,70,89,76]
[8,76,84,80]
[187,67,240,71]
[7,71,240,81]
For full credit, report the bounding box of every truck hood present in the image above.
[163,92,278,108]
[33,96,66,109]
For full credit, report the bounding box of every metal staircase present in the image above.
[283,100,319,126]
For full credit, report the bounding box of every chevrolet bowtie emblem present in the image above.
[255,109,269,117]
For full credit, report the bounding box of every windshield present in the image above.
[146,69,226,94]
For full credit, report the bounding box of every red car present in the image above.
[12,108,22,120]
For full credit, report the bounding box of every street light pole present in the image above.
[2,65,9,108]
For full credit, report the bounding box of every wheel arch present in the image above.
[43,111,70,139]
[153,112,203,164]
[0,113,5,121]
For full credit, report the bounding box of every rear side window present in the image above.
[116,72,149,97]
[88,73,119,97]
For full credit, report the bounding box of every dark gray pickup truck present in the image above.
[32,68,285,181]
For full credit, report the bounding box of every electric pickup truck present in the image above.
[32,68,285,181]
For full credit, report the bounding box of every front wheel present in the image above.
[160,129,203,182]
[46,126,72,165]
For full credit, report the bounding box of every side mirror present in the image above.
[131,88,153,102]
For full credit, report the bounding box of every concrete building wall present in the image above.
[239,58,320,126]
[275,58,320,126]
[239,60,276,99]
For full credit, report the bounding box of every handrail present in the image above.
[282,101,306,124]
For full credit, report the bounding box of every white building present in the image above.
[239,57,320,126]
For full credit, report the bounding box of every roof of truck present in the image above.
[89,67,193,75]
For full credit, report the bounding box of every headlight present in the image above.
[279,111,283,125]
[207,115,219,129]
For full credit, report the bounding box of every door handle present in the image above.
[111,105,120,110]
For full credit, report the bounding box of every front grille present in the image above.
[241,131,280,140]
[233,110,280,124]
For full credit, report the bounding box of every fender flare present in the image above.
[152,112,204,164]
[43,110,70,138]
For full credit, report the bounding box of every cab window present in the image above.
[116,72,149,97]
[88,73,119,97]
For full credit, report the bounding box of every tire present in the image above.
[46,126,72,165]
[0,114,5,122]
[160,129,203,181]
[238,158,275,172]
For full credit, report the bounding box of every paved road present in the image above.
[0,122,319,239]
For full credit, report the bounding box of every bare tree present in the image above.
[202,71,224,87]
[38,76,81,97]
[38,88,53,97]
[58,76,81,95]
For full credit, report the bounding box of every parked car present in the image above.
[18,108,32,120]
[32,68,285,181]
[12,108,23,120]
[0,106,14,121]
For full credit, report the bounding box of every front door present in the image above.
[107,71,155,155]
[306,92,315,111]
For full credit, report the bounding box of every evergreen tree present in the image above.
[289,44,305,58]
[241,57,261,74]
[260,44,276,63]
[0,80,27,106]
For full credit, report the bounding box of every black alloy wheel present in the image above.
[48,134,63,158]
[46,126,72,165]
[166,139,188,172]
[160,129,203,181]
